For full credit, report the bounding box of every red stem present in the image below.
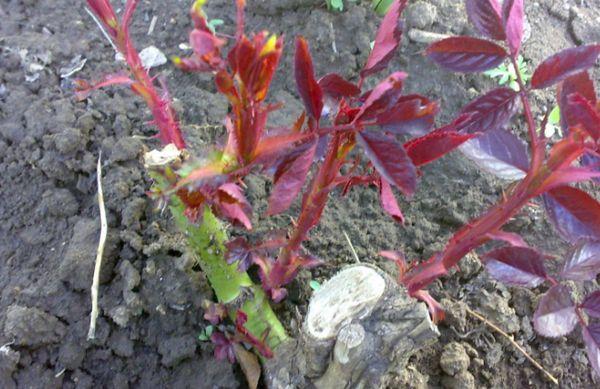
[276,132,346,270]
[317,122,376,136]
[511,55,543,170]
[403,56,552,294]
[113,17,185,149]
[576,306,588,327]
[402,173,538,292]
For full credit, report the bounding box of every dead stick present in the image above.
[88,152,107,340]
[84,7,118,54]
[462,302,558,385]
[343,230,360,263]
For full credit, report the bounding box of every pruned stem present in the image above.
[170,200,288,350]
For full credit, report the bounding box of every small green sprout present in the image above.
[372,0,394,15]
[207,19,224,34]
[309,280,321,291]
[326,0,344,12]
[543,105,562,138]
[198,325,214,341]
[484,55,531,91]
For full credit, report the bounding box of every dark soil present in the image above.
[1,0,599,388]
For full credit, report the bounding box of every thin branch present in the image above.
[343,230,360,263]
[147,15,158,36]
[460,300,559,385]
[88,152,108,340]
[84,7,119,54]
[511,55,543,170]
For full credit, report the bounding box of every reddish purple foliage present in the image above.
[561,240,600,281]
[457,87,519,134]
[558,71,597,135]
[533,285,578,337]
[482,246,547,287]
[465,0,505,41]
[234,311,273,359]
[354,72,407,122]
[267,139,317,216]
[398,0,600,376]
[531,45,600,89]
[357,130,417,196]
[426,36,507,72]
[295,37,324,122]
[563,93,600,142]
[486,230,529,247]
[85,0,600,375]
[81,0,186,149]
[543,186,600,244]
[502,0,524,55]
[361,0,407,79]
[318,74,361,99]
[379,178,405,223]
[459,129,529,180]
[211,332,236,363]
[582,323,600,375]
[225,237,256,272]
[377,95,438,136]
[204,302,228,325]
[581,291,600,319]
[404,128,476,166]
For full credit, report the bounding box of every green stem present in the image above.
[170,198,288,350]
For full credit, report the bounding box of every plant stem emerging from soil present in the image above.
[88,152,107,340]
[170,199,288,350]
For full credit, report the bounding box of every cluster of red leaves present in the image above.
[203,303,273,363]
[397,0,600,375]
[78,0,186,149]
[177,0,481,301]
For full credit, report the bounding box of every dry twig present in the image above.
[461,301,559,385]
[88,152,107,340]
[343,230,360,263]
[84,7,118,54]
